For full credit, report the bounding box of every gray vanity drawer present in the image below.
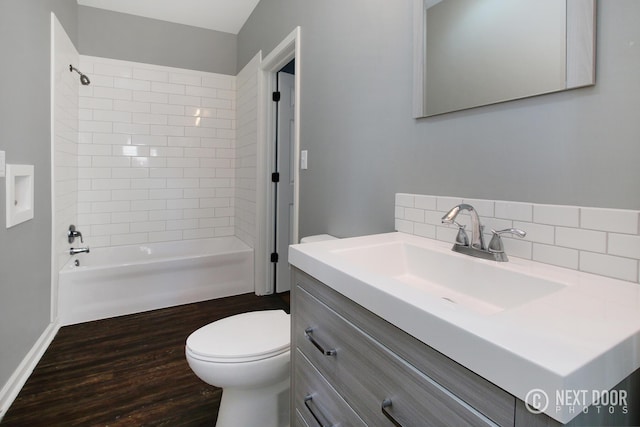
[294,269,515,427]
[295,284,497,427]
[294,348,367,427]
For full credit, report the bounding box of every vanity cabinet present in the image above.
[291,268,565,427]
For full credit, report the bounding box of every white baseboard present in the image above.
[0,320,60,421]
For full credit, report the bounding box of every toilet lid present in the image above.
[186,310,290,362]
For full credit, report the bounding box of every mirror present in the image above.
[413,0,596,118]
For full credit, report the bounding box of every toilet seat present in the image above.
[186,310,290,363]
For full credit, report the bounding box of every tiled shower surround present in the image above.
[77,56,237,247]
[396,193,640,283]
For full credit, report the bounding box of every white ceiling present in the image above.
[77,0,261,34]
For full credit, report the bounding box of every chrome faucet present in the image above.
[441,204,484,250]
[441,204,525,262]
[70,247,90,255]
[68,224,83,244]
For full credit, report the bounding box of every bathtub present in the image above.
[58,236,254,326]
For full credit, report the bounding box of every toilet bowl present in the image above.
[186,310,291,427]
[185,234,337,427]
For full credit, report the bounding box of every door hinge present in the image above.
[270,252,279,263]
[272,91,281,102]
[271,172,280,183]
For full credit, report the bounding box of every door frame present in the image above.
[255,27,301,295]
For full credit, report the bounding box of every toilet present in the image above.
[185,234,338,427]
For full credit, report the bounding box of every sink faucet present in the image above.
[441,204,485,250]
[441,204,526,262]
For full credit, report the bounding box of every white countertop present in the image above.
[289,232,640,424]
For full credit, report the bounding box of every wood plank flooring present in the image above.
[2,293,289,426]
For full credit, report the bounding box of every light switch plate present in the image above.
[300,150,308,170]
[0,151,5,178]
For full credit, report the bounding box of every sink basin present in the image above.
[331,241,566,315]
[289,231,640,424]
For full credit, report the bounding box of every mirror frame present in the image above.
[413,0,596,118]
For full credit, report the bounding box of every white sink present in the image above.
[332,241,566,315]
[289,232,640,424]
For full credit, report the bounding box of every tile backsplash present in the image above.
[77,56,236,247]
[395,193,640,283]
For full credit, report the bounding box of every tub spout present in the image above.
[70,247,90,255]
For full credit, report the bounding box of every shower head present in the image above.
[69,65,91,86]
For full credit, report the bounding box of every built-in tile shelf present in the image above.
[396,193,640,284]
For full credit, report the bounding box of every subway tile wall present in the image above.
[77,56,236,247]
[53,17,79,272]
[234,53,261,247]
[395,193,640,283]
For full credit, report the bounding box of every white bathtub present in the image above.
[58,236,254,326]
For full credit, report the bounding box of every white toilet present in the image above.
[185,234,338,427]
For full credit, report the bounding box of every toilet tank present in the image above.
[300,234,338,244]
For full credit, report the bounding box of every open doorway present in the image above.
[255,27,300,296]
[272,60,295,293]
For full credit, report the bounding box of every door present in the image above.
[274,70,295,293]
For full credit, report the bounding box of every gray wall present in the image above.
[0,0,77,393]
[238,0,640,239]
[78,6,237,75]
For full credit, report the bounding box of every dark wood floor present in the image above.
[2,293,289,426]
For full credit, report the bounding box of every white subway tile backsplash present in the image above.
[513,221,554,245]
[395,219,414,234]
[533,204,580,227]
[463,198,495,218]
[495,201,533,222]
[404,208,425,223]
[396,193,640,284]
[79,56,237,246]
[581,207,639,234]
[608,234,640,259]
[414,223,436,239]
[556,227,607,253]
[532,244,580,270]
[580,252,638,282]
[436,196,463,212]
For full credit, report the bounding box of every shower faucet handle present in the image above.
[68,224,84,244]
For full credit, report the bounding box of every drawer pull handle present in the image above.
[304,394,334,427]
[305,327,337,356]
[381,399,403,427]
